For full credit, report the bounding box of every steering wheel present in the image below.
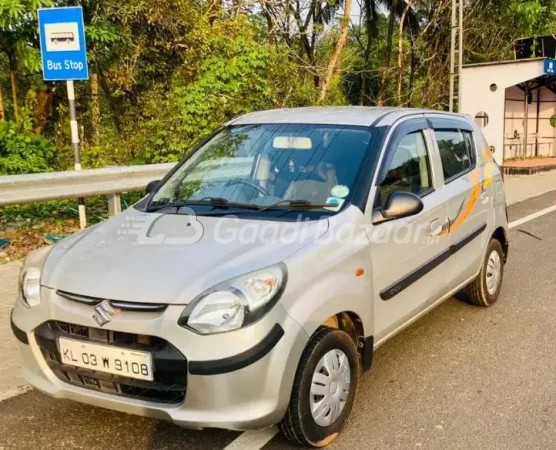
[226,179,270,197]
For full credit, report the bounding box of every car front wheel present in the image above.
[280,327,360,447]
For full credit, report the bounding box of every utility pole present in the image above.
[449,0,463,112]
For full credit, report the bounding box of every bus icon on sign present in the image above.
[44,22,80,52]
[51,31,75,44]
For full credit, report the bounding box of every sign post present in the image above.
[38,6,89,229]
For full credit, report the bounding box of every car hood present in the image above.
[42,208,328,304]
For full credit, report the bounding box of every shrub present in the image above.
[0,121,59,175]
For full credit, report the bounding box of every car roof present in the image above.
[228,106,468,128]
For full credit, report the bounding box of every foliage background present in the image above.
[0,0,553,176]
[0,0,553,261]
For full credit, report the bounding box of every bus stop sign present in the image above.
[38,6,89,81]
[544,58,556,75]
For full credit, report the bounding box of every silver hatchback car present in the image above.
[11,107,508,447]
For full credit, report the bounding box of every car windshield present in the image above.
[150,124,374,213]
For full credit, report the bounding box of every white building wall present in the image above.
[460,59,546,164]
[504,86,556,159]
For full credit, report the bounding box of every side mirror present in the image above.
[372,191,424,225]
[146,180,162,194]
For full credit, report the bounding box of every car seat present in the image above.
[283,162,338,202]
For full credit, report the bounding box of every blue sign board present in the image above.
[38,7,89,81]
[544,58,556,75]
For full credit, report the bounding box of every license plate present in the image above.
[58,338,154,381]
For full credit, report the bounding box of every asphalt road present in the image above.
[1,191,556,450]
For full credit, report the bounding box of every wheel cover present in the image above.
[309,349,351,427]
[486,250,502,295]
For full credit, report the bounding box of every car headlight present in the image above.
[179,264,287,335]
[20,267,41,307]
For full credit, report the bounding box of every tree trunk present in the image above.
[397,0,413,105]
[360,0,375,105]
[232,0,244,16]
[360,34,373,106]
[0,85,5,121]
[378,0,399,105]
[8,55,19,123]
[91,72,100,145]
[33,86,56,134]
[407,32,416,107]
[260,0,275,46]
[360,74,367,105]
[209,0,222,25]
[96,63,121,135]
[291,2,319,87]
[319,0,353,102]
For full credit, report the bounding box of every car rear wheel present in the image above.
[466,238,504,307]
[280,327,360,447]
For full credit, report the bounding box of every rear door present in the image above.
[369,118,451,344]
[427,116,492,289]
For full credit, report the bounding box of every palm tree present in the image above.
[320,0,353,100]
[263,0,346,87]
[359,0,418,105]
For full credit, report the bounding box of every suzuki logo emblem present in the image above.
[92,300,120,327]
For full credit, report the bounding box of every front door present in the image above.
[369,119,451,344]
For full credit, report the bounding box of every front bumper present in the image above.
[11,288,309,431]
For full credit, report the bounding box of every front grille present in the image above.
[56,290,168,312]
[35,321,187,404]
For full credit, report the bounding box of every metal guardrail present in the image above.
[0,163,176,215]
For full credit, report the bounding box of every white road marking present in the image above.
[223,427,279,450]
[0,385,32,403]
[509,204,556,229]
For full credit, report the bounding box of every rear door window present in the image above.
[435,129,476,181]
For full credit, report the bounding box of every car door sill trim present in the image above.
[374,270,481,349]
[380,223,487,301]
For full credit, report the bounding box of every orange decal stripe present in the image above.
[441,170,481,236]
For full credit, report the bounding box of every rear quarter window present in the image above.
[435,129,476,182]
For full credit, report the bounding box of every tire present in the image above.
[466,238,504,307]
[280,327,360,447]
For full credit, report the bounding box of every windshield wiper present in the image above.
[147,198,263,213]
[146,203,183,212]
[257,200,335,212]
[199,197,263,210]
[147,198,335,214]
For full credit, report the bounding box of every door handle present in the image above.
[481,191,490,204]
[429,218,448,237]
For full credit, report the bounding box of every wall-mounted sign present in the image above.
[544,58,556,75]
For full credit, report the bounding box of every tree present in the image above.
[0,0,54,123]
[358,0,417,105]
[377,0,418,104]
[397,0,414,105]
[319,0,353,101]
[262,0,345,86]
[3,0,556,176]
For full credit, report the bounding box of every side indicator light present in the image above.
[355,268,365,277]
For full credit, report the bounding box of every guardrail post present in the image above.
[107,193,122,216]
